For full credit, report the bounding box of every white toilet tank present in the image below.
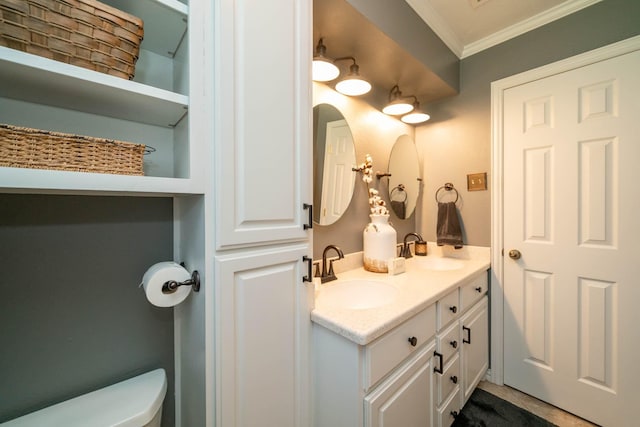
[1,369,167,427]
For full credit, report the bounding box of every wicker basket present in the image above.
[0,0,143,80]
[0,124,145,175]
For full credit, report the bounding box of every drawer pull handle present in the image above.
[303,203,313,230]
[449,305,457,314]
[450,375,458,384]
[434,351,444,374]
[463,326,471,344]
[302,256,312,282]
[475,286,482,293]
[408,336,418,347]
[450,410,459,419]
[450,340,458,349]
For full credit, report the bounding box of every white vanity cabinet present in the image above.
[313,304,437,427]
[460,296,489,403]
[313,270,490,427]
[434,273,489,427]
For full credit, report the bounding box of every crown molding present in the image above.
[461,0,603,58]
[404,0,464,58]
[406,0,603,60]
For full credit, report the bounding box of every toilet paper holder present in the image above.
[162,263,201,295]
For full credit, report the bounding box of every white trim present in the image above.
[404,0,464,58]
[462,0,602,58]
[489,35,640,386]
[406,0,603,60]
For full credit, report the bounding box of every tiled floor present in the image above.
[477,381,599,427]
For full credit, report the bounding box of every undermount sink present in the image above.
[316,279,398,310]
[411,256,465,271]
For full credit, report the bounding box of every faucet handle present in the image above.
[328,259,335,277]
[313,261,321,277]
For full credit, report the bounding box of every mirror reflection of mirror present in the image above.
[313,103,357,226]
[388,134,421,219]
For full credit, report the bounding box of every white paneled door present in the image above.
[502,49,640,426]
[319,119,356,225]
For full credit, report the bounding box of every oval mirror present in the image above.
[313,103,356,225]
[388,134,421,219]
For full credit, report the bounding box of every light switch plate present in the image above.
[467,172,487,191]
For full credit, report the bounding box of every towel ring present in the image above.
[435,182,459,203]
[390,184,407,202]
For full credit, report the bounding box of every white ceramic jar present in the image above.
[363,214,397,273]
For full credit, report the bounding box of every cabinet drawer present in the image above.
[436,354,460,406]
[436,321,460,364]
[437,288,460,330]
[460,273,487,312]
[438,387,462,427]
[365,304,436,389]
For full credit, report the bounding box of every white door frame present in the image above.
[489,35,640,385]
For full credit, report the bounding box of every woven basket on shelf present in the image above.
[0,0,143,80]
[0,124,145,175]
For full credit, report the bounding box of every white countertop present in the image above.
[311,244,491,345]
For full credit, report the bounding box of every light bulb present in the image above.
[401,111,430,124]
[335,77,371,96]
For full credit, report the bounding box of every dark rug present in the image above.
[452,388,557,427]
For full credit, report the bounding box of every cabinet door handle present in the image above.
[449,305,457,313]
[450,375,458,384]
[475,286,482,293]
[433,351,444,374]
[303,203,313,230]
[408,336,418,347]
[450,340,458,349]
[302,256,312,282]
[463,326,471,344]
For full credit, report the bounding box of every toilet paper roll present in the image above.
[141,262,192,307]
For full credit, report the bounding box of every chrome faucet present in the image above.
[321,244,344,283]
[400,232,424,258]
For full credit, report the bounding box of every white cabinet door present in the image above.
[364,340,435,427]
[460,296,489,403]
[215,0,312,249]
[215,244,313,427]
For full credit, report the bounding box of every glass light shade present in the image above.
[382,100,414,115]
[401,111,430,124]
[312,58,340,82]
[335,77,371,96]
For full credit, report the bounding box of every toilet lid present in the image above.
[0,369,167,427]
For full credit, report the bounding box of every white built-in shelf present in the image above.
[102,0,189,59]
[0,167,204,196]
[0,0,198,196]
[0,47,188,128]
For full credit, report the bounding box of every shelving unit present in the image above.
[0,0,202,196]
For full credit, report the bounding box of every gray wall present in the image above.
[416,0,640,246]
[0,195,175,425]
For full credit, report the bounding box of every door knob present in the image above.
[508,249,521,260]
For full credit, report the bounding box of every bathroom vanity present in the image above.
[312,246,490,427]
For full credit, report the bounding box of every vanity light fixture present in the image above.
[382,85,414,115]
[312,38,340,82]
[333,57,371,96]
[401,99,430,124]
